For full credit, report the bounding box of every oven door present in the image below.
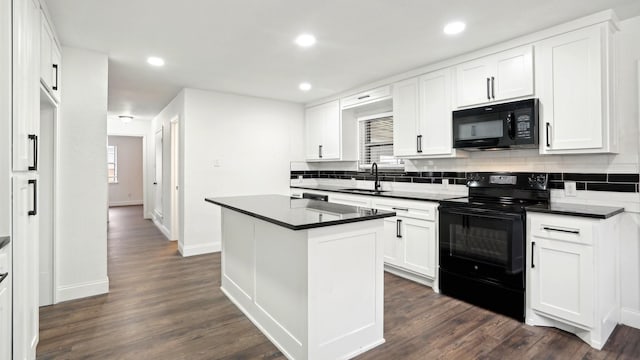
[439,206,525,288]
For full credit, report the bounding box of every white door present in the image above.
[154,129,163,218]
[392,77,420,156]
[382,218,401,266]
[401,217,436,277]
[304,105,324,160]
[419,69,453,156]
[12,174,39,360]
[320,100,341,160]
[537,26,604,152]
[530,235,594,327]
[493,45,533,101]
[456,58,493,107]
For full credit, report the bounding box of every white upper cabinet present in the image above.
[40,13,61,102]
[455,45,533,107]
[341,86,391,109]
[536,24,615,154]
[393,69,456,158]
[13,0,40,172]
[305,100,341,161]
[392,78,420,157]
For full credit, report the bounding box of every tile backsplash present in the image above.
[290,170,640,193]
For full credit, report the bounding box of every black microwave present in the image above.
[452,98,538,150]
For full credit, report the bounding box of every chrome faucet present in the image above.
[371,162,380,192]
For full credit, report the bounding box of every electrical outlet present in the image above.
[442,178,449,188]
[564,181,577,197]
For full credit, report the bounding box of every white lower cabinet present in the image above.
[12,174,39,360]
[0,241,11,360]
[526,212,619,350]
[372,198,438,285]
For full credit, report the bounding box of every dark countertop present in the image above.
[205,194,395,231]
[526,203,624,219]
[0,236,9,250]
[290,185,458,202]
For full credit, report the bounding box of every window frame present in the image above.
[357,111,403,170]
[107,145,118,184]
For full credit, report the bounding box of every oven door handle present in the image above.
[440,208,523,221]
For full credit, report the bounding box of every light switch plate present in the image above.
[564,181,577,197]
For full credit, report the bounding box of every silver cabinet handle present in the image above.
[543,226,580,235]
[486,78,491,100]
[545,123,551,147]
[396,219,402,238]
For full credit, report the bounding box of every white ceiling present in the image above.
[45,0,640,121]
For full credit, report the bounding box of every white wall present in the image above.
[150,88,304,255]
[57,47,109,301]
[108,136,143,206]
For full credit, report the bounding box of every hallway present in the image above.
[36,206,640,359]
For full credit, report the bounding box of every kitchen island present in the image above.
[205,195,395,360]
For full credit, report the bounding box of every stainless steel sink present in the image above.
[342,188,387,194]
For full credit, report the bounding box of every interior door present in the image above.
[154,128,163,218]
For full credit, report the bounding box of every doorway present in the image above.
[39,88,57,306]
[170,117,180,241]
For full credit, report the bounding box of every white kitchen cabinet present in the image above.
[12,174,39,360]
[455,45,533,107]
[372,197,438,284]
[341,85,391,109]
[305,100,355,161]
[526,212,619,350]
[13,0,40,172]
[0,239,11,360]
[40,13,61,102]
[536,24,615,154]
[393,69,457,158]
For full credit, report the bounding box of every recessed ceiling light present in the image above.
[295,34,316,47]
[443,21,466,35]
[147,56,165,66]
[119,115,134,123]
[299,82,312,91]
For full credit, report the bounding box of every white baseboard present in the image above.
[179,242,220,257]
[56,277,109,303]
[620,308,640,329]
[109,200,143,207]
[152,217,171,240]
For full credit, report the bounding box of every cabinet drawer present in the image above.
[529,213,594,245]
[341,86,391,109]
[328,193,372,208]
[371,198,436,221]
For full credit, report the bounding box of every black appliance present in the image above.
[452,98,538,150]
[438,172,549,321]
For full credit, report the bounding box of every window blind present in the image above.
[359,115,403,168]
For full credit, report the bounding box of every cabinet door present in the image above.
[320,100,341,160]
[383,218,401,266]
[400,217,436,278]
[40,18,52,89]
[493,45,533,101]
[530,235,594,327]
[12,174,39,360]
[51,42,61,101]
[418,69,453,155]
[455,57,493,107]
[13,0,39,172]
[0,280,10,360]
[305,105,324,160]
[392,77,420,156]
[537,26,605,153]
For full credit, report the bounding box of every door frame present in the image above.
[170,116,180,241]
[106,132,148,218]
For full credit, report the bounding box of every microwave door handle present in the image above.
[507,112,515,139]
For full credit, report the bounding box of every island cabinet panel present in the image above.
[219,207,385,360]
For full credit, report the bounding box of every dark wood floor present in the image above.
[37,206,640,359]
